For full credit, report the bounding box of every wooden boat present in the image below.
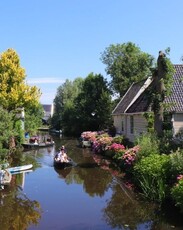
[0,169,12,185]
[54,158,73,169]
[7,164,33,173]
[22,141,54,149]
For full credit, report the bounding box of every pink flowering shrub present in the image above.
[107,143,126,158]
[122,145,140,166]
[109,143,125,152]
[92,141,101,153]
[92,133,113,154]
[81,131,97,141]
[97,135,112,150]
[171,174,183,213]
[177,175,183,181]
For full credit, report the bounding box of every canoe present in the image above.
[54,159,73,169]
[7,164,33,173]
[22,142,54,149]
[0,169,12,185]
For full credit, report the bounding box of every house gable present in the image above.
[112,79,147,115]
[42,104,54,121]
[112,64,183,141]
[126,65,183,114]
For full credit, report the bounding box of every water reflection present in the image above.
[102,180,156,230]
[0,173,42,230]
[1,136,183,229]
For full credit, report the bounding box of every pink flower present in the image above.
[122,145,140,165]
[109,143,125,152]
[177,175,183,181]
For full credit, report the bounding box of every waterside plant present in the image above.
[80,130,183,213]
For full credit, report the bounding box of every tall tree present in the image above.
[101,42,154,97]
[52,78,84,131]
[0,49,41,111]
[0,107,15,160]
[24,103,44,135]
[74,73,112,133]
[152,50,174,136]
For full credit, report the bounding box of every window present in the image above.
[130,116,134,134]
[121,120,124,132]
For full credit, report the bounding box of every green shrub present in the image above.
[133,154,170,202]
[158,130,174,153]
[171,176,183,213]
[135,133,159,160]
[112,135,124,144]
[168,149,183,183]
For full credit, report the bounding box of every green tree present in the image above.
[52,78,84,131]
[24,103,44,135]
[0,48,41,111]
[74,73,112,133]
[0,107,16,161]
[101,42,154,97]
[152,50,175,137]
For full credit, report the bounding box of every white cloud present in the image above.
[27,77,64,84]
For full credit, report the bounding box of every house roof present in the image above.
[164,65,183,112]
[113,64,183,115]
[42,104,52,112]
[112,79,146,115]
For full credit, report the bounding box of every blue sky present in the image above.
[0,0,183,104]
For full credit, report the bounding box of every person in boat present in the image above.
[34,139,38,145]
[60,146,69,162]
[55,146,69,163]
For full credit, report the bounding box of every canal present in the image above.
[0,135,183,230]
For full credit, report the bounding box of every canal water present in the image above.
[1,135,183,230]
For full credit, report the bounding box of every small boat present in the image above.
[54,158,73,169]
[0,169,12,185]
[22,141,54,150]
[7,164,33,173]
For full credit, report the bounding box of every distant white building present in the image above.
[42,104,54,122]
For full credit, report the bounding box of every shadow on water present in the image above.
[1,135,183,230]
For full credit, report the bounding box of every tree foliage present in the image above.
[0,48,41,111]
[0,107,16,160]
[52,78,84,131]
[74,73,112,134]
[101,42,154,97]
[52,74,113,136]
[151,50,175,137]
[24,103,44,135]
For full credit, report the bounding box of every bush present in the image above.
[112,135,124,144]
[133,154,170,202]
[168,149,183,184]
[171,175,183,213]
[135,133,159,160]
[107,143,125,159]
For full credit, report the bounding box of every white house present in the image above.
[42,104,54,123]
[112,65,183,142]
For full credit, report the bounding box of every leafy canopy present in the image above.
[101,42,154,97]
[74,73,112,132]
[0,48,41,111]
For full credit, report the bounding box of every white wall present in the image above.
[172,113,183,135]
[113,113,148,142]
